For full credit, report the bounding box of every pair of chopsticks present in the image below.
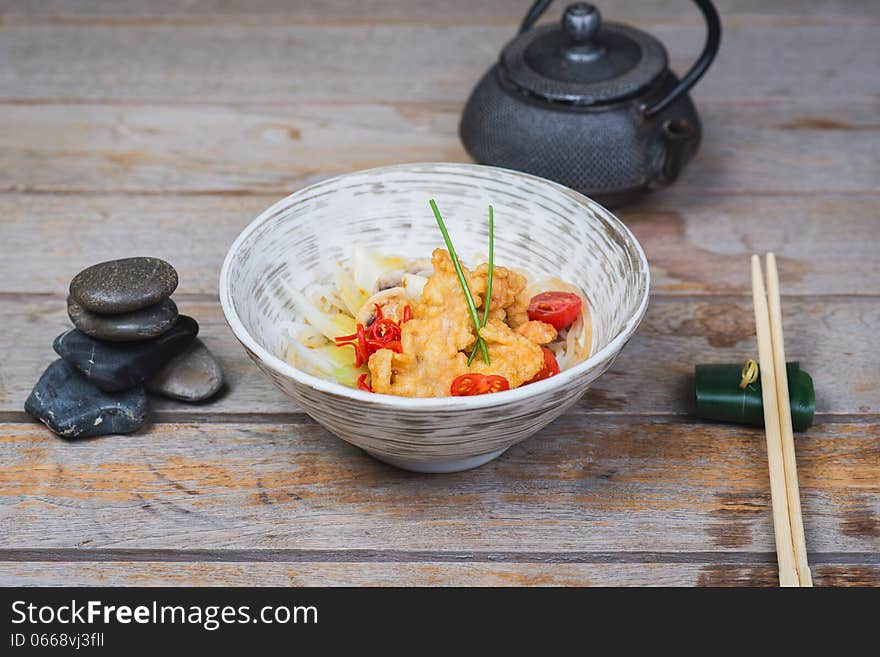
[751,254,812,587]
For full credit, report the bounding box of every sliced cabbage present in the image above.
[310,283,348,315]
[287,339,362,387]
[280,320,326,349]
[351,244,407,294]
[334,264,369,317]
[281,278,356,341]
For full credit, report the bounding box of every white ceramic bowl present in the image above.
[220,163,649,473]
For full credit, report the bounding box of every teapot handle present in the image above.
[642,0,721,118]
[518,0,722,119]
[518,0,555,33]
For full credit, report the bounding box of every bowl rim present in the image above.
[219,162,650,410]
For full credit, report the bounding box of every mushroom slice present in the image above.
[374,270,408,292]
[401,273,427,299]
[356,286,409,326]
[373,258,432,292]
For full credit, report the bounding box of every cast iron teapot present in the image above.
[459,0,721,206]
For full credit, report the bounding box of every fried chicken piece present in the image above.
[366,249,545,396]
[367,348,394,394]
[506,287,532,328]
[516,320,557,345]
[469,319,545,388]
[470,262,529,326]
[367,249,473,397]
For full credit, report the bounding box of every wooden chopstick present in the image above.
[765,253,813,586]
[751,255,799,587]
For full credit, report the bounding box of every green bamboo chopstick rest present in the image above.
[694,362,815,432]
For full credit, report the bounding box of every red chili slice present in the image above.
[355,323,369,366]
[337,304,409,367]
[527,291,582,330]
[335,322,371,367]
[526,347,561,384]
[402,305,412,323]
[368,318,402,343]
[357,373,373,392]
[380,340,403,353]
[334,332,360,364]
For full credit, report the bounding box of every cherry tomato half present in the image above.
[450,373,510,396]
[450,374,490,396]
[485,375,510,393]
[527,291,582,330]
[527,347,560,384]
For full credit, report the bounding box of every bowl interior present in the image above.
[222,163,648,395]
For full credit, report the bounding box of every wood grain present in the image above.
[1,561,877,587]
[623,193,880,296]
[0,103,466,193]
[2,192,877,296]
[1,0,877,587]
[1,420,877,556]
[2,295,877,418]
[1,100,877,194]
[1,24,877,103]
[2,0,876,26]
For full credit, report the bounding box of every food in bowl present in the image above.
[282,201,591,398]
[220,163,649,472]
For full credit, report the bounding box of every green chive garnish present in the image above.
[429,199,490,364]
[467,205,494,365]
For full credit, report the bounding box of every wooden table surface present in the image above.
[1,0,878,587]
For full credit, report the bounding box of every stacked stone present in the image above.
[25,257,223,439]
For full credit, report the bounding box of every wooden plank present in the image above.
[1,295,877,417]
[2,1,876,26]
[4,186,880,292]
[0,103,465,193]
[1,100,878,194]
[2,192,878,297]
[1,420,877,554]
[0,561,876,587]
[623,194,880,296]
[1,24,877,103]
[1,0,873,592]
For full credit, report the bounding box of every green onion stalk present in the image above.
[429,199,490,365]
[467,205,493,365]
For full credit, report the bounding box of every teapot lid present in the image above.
[501,2,668,105]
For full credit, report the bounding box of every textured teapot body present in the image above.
[460,67,702,207]
[458,0,719,207]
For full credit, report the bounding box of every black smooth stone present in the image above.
[69,257,178,314]
[147,339,224,402]
[53,315,199,392]
[25,360,149,439]
[67,296,179,342]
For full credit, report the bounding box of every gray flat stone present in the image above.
[53,315,199,392]
[67,296,179,342]
[147,339,224,402]
[69,256,178,314]
[25,360,149,439]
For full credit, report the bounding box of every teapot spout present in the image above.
[655,118,698,186]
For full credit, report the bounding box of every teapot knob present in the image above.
[562,3,604,62]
